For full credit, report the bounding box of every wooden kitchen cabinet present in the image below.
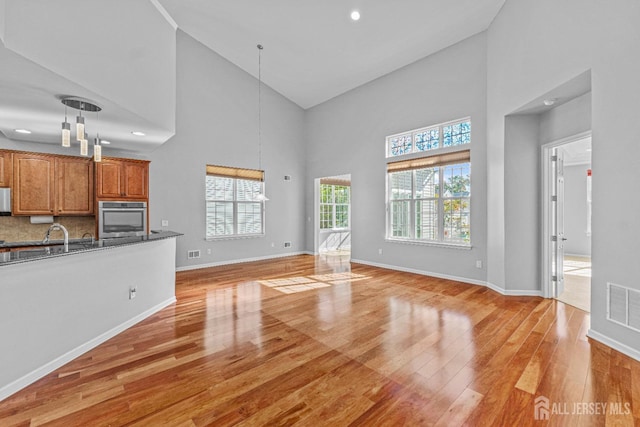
[95,157,149,200]
[56,157,94,215]
[12,152,94,216]
[0,150,12,187]
[12,153,56,215]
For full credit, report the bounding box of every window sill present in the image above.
[385,238,472,250]
[206,234,265,242]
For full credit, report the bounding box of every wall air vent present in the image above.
[607,282,640,332]
[187,250,201,259]
[284,241,292,248]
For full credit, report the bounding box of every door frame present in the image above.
[314,174,352,254]
[541,131,591,298]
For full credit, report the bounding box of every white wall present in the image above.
[304,33,488,283]
[504,114,540,292]
[502,93,592,293]
[487,0,640,356]
[148,31,307,268]
[563,164,591,257]
[0,238,176,400]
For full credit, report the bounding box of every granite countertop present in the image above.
[0,231,182,266]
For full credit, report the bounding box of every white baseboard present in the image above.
[0,297,176,402]
[350,258,487,287]
[350,259,543,297]
[176,251,312,272]
[587,329,640,362]
[487,282,544,297]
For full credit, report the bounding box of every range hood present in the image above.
[0,188,11,216]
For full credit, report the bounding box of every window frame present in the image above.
[386,117,471,158]
[320,183,351,230]
[205,165,266,240]
[386,160,471,247]
[385,117,472,248]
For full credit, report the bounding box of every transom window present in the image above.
[386,119,471,158]
[320,183,350,229]
[205,165,265,239]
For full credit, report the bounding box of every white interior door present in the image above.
[552,148,566,297]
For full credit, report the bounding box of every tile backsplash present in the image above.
[0,216,95,242]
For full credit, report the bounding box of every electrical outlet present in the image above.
[207,248,212,255]
[476,260,482,269]
[129,286,137,300]
[378,249,383,255]
[271,242,275,248]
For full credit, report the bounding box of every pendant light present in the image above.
[80,132,88,156]
[76,106,85,142]
[255,44,269,202]
[61,104,71,147]
[60,97,103,157]
[93,111,102,162]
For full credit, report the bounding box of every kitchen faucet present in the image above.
[43,223,69,253]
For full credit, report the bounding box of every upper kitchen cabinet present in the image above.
[56,157,94,215]
[12,152,56,215]
[12,152,94,216]
[0,150,12,188]
[95,158,149,200]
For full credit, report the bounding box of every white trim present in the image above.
[351,258,486,287]
[148,0,178,30]
[176,251,311,271]
[385,238,472,250]
[587,329,640,362]
[541,131,592,299]
[351,259,542,296]
[0,297,176,402]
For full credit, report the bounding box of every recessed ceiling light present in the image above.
[131,131,145,136]
[543,98,557,106]
[350,10,360,21]
[101,140,111,145]
[15,129,31,134]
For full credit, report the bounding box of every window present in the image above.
[320,182,350,229]
[386,119,471,157]
[206,165,265,239]
[387,150,471,246]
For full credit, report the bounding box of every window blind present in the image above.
[206,164,264,182]
[387,149,470,173]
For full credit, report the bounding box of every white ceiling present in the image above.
[157,0,506,109]
[0,0,506,152]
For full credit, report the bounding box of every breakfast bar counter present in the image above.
[0,231,181,401]
[0,230,182,265]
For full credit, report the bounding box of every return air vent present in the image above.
[607,282,640,332]
[187,250,201,259]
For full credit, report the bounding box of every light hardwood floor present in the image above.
[557,255,591,313]
[1,254,638,426]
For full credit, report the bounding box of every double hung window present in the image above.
[206,165,265,239]
[320,183,350,229]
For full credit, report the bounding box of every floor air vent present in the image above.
[187,250,201,259]
[607,282,640,332]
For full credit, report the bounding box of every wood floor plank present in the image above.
[1,254,639,426]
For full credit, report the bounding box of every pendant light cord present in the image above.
[258,44,263,171]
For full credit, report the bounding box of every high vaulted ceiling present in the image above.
[0,0,505,152]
